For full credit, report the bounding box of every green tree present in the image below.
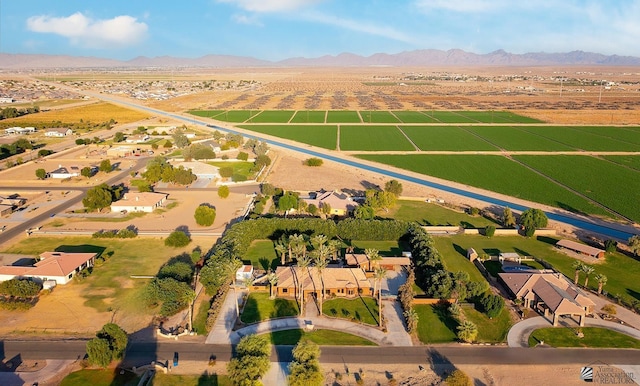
[604,239,617,253]
[220,166,234,178]
[481,293,505,318]
[86,337,112,367]
[254,154,271,169]
[519,208,548,235]
[446,369,472,386]
[237,151,249,161]
[288,340,323,386]
[172,128,190,148]
[582,265,595,287]
[81,166,92,178]
[261,183,276,196]
[114,132,125,142]
[218,185,230,198]
[227,334,272,386]
[384,179,403,197]
[572,261,585,285]
[278,192,298,213]
[354,205,375,219]
[165,231,191,247]
[99,159,112,173]
[304,157,323,167]
[35,168,46,180]
[628,235,640,257]
[82,184,114,212]
[97,323,128,360]
[457,320,478,343]
[594,273,607,294]
[194,205,216,226]
[484,225,496,238]
[163,140,173,148]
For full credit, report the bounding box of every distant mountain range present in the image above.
[2,49,640,69]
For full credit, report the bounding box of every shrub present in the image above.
[219,166,234,178]
[194,205,216,226]
[218,185,230,198]
[480,293,505,318]
[232,173,247,182]
[165,231,191,247]
[604,239,617,252]
[304,157,323,167]
[469,207,480,216]
[484,225,496,238]
[446,369,472,386]
[237,151,249,161]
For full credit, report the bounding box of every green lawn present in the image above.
[383,200,498,228]
[466,126,575,151]
[192,299,211,334]
[519,126,640,151]
[61,369,139,386]
[323,297,379,325]
[462,307,512,343]
[207,161,255,179]
[151,373,232,386]
[350,240,405,256]
[355,154,613,218]
[3,237,192,314]
[528,327,640,348]
[414,304,458,343]
[603,155,640,171]
[433,238,486,283]
[244,239,279,270]
[266,328,377,345]
[240,292,299,323]
[393,111,438,123]
[433,234,640,305]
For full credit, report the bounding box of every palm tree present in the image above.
[374,266,387,327]
[403,309,419,334]
[457,321,478,343]
[594,273,607,294]
[572,261,585,285]
[327,239,340,261]
[267,271,278,299]
[275,243,288,266]
[313,250,329,317]
[288,233,305,262]
[364,248,381,272]
[292,243,307,263]
[296,254,311,315]
[310,234,327,250]
[582,265,595,288]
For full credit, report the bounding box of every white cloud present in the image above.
[26,12,148,48]
[217,0,322,13]
[232,14,263,26]
[414,0,508,13]
[303,11,419,45]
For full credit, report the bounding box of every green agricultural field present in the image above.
[529,327,640,348]
[211,110,258,123]
[518,126,640,151]
[323,297,379,325]
[290,110,327,123]
[360,111,401,123]
[238,124,337,149]
[466,126,575,151]
[188,109,225,119]
[244,239,279,270]
[393,111,438,123]
[462,307,512,343]
[383,200,498,228]
[247,110,295,123]
[574,126,640,146]
[241,292,299,323]
[326,110,361,123]
[340,125,414,151]
[515,155,640,222]
[400,126,499,151]
[415,304,458,343]
[267,328,377,345]
[356,154,612,218]
[434,234,640,305]
[603,155,640,171]
[428,111,477,123]
[457,111,543,124]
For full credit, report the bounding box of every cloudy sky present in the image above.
[1,0,639,60]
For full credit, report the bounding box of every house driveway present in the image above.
[508,316,640,348]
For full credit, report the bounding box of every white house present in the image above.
[110,192,168,213]
[5,127,36,135]
[0,252,96,285]
[235,265,254,284]
[44,128,73,137]
[125,134,150,144]
[49,165,80,179]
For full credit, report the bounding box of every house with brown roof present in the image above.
[110,192,168,213]
[499,272,595,326]
[0,252,96,285]
[345,253,411,271]
[44,127,72,137]
[556,239,605,259]
[302,190,358,216]
[274,266,372,299]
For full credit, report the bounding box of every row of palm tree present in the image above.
[572,261,607,294]
[275,233,341,266]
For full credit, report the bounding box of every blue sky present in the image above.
[1,0,639,61]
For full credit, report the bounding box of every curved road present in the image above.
[78,92,637,240]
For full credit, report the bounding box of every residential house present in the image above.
[0,97,14,103]
[302,190,358,216]
[236,265,254,284]
[106,146,143,158]
[345,253,411,271]
[125,134,150,144]
[5,127,36,135]
[274,266,372,299]
[171,161,219,179]
[556,239,605,259]
[0,251,96,285]
[49,165,80,179]
[498,272,595,326]
[197,139,222,153]
[44,127,72,137]
[110,192,168,213]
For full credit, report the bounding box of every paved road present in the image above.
[3,340,640,367]
[67,90,638,240]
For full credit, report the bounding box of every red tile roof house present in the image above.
[0,252,96,285]
[274,266,372,300]
[499,272,595,326]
